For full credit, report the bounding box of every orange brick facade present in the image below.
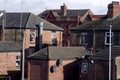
[28,59,79,80]
[0,52,21,75]
[42,30,62,46]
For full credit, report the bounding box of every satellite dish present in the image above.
[56,59,62,67]
[50,65,57,73]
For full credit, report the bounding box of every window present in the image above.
[16,55,21,67]
[81,63,88,74]
[105,32,114,45]
[51,31,57,45]
[79,32,88,45]
[30,30,35,43]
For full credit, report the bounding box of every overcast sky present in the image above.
[0,0,119,15]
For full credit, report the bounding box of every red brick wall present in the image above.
[28,59,79,80]
[48,59,78,80]
[107,1,120,18]
[25,29,36,49]
[28,59,48,80]
[0,52,20,75]
[42,30,62,46]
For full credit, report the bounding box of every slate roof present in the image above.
[70,15,120,31]
[28,46,89,60]
[38,9,91,17]
[0,12,63,31]
[89,46,120,60]
[26,13,63,31]
[0,41,22,52]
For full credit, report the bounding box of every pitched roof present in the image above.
[28,46,89,60]
[0,12,63,31]
[0,41,22,52]
[91,15,106,20]
[27,13,63,31]
[38,9,91,17]
[71,15,120,31]
[89,46,120,60]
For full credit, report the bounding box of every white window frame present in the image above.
[105,32,114,45]
[51,31,56,45]
[16,55,21,67]
[30,32,35,43]
[79,32,88,45]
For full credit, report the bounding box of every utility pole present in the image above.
[22,31,25,80]
[109,25,112,80]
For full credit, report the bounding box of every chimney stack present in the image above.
[107,1,120,18]
[61,3,67,16]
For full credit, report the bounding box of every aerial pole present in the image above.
[20,0,25,80]
[2,0,7,40]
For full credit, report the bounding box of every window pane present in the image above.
[105,32,114,45]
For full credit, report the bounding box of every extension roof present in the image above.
[89,46,120,60]
[0,41,22,52]
[28,46,89,60]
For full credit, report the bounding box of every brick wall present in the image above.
[0,52,20,75]
[28,59,79,80]
[48,59,78,80]
[42,30,62,46]
[28,59,48,80]
[115,56,120,79]
[107,1,120,18]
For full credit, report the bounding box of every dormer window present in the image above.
[30,31,35,43]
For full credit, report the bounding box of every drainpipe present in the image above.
[93,25,95,48]
[109,25,112,80]
[38,22,44,50]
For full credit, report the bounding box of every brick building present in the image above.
[0,12,63,79]
[0,12,63,51]
[38,3,99,46]
[86,46,120,80]
[0,41,22,80]
[28,47,89,80]
[70,1,120,51]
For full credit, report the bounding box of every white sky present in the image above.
[0,0,120,15]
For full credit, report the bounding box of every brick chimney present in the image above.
[61,3,67,16]
[107,1,120,18]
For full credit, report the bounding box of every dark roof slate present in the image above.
[0,12,63,31]
[5,13,30,29]
[89,46,120,60]
[0,41,22,52]
[27,13,63,31]
[71,15,120,31]
[39,9,90,17]
[28,46,89,60]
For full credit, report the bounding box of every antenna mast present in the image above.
[2,0,7,40]
[21,0,25,80]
